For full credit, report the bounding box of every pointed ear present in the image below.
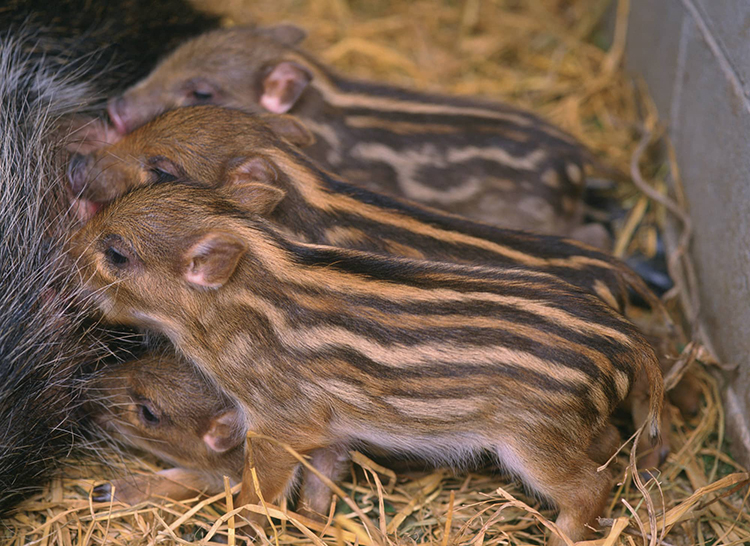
[225,156,286,216]
[226,155,277,186]
[257,23,308,46]
[183,232,245,289]
[202,409,244,453]
[260,61,312,114]
[227,182,286,217]
[259,113,315,148]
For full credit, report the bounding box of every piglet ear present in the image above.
[225,157,287,216]
[183,232,245,289]
[257,23,308,46]
[202,409,244,453]
[227,155,278,186]
[259,113,315,148]
[260,61,312,114]
[70,197,102,224]
[228,182,286,217]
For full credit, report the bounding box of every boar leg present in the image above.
[586,422,622,466]
[297,445,350,520]
[92,467,225,505]
[669,372,702,416]
[497,439,612,546]
[236,437,305,533]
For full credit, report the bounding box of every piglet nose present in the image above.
[107,96,129,135]
[67,153,89,195]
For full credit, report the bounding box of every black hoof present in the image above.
[92,482,113,502]
[638,469,659,483]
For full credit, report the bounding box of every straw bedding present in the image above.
[2,1,748,544]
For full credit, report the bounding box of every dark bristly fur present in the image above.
[69,182,664,545]
[0,0,217,513]
[0,0,218,96]
[0,37,107,514]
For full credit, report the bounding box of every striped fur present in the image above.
[70,182,663,545]
[104,25,590,236]
[85,350,245,504]
[71,106,655,317]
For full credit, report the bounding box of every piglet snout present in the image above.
[67,154,90,195]
[107,96,130,135]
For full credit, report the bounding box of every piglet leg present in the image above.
[297,445,350,520]
[495,436,613,546]
[236,436,303,534]
[92,467,226,505]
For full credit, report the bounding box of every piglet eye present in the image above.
[183,77,218,105]
[192,90,213,102]
[100,234,136,270]
[147,156,182,184]
[151,168,177,184]
[138,403,160,426]
[104,246,129,267]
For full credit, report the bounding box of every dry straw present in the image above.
[3,0,749,544]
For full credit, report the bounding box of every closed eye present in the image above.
[192,90,213,102]
[137,403,161,426]
[100,234,137,271]
[104,246,129,267]
[151,167,178,184]
[146,156,182,184]
[183,77,219,104]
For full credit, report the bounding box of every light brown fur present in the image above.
[70,182,663,545]
[67,106,677,465]
[103,24,594,237]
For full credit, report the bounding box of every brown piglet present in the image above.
[67,106,677,467]
[88,351,352,518]
[67,106,650,316]
[102,24,603,242]
[70,181,664,545]
[88,349,624,518]
[87,350,245,505]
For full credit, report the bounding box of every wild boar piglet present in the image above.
[88,351,349,518]
[70,181,664,545]
[68,106,674,466]
[104,24,598,239]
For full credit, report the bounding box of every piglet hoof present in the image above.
[91,477,156,505]
[92,483,113,503]
[638,469,660,484]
